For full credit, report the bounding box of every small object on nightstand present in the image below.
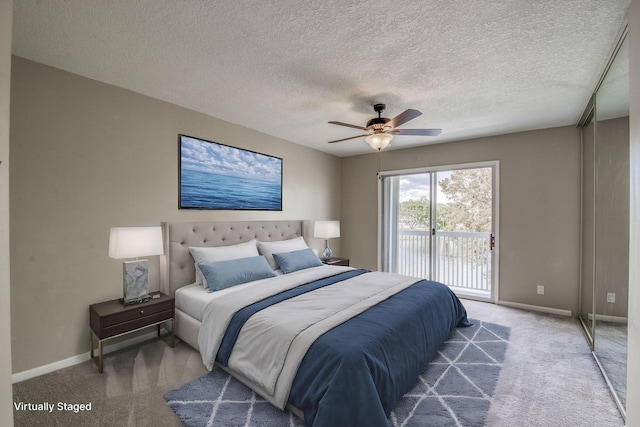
[322,257,349,267]
[89,292,174,373]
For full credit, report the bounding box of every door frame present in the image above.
[377,160,500,303]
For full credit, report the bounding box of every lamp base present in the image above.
[123,260,149,304]
[321,241,333,260]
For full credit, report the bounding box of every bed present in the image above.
[160,220,470,427]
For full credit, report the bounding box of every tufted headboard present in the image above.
[160,221,304,297]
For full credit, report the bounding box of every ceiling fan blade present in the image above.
[328,134,368,144]
[386,109,422,129]
[328,121,368,131]
[392,128,442,136]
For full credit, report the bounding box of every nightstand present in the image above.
[89,292,175,373]
[322,257,350,266]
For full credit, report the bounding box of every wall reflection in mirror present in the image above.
[579,29,628,419]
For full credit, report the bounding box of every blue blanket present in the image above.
[218,271,470,427]
[289,278,470,427]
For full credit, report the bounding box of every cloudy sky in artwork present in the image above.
[180,135,281,182]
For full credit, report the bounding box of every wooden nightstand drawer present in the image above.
[101,309,173,338]
[100,300,173,329]
[90,293,175,339]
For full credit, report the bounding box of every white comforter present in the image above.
[198,265,418,409]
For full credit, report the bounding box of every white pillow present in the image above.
[189,240,259,287]
[257,236,309,270]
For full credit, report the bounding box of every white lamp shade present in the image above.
[365,133,393,151]
[109,226,164,259]
[314,221,340,239]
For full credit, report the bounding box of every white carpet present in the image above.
[464,300,624,426]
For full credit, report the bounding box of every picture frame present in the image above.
[179,134,283,210]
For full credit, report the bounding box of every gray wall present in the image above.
[341,126,582,314]
[0,0,14,425]
[9,57,342,373]
[626,0,640,424]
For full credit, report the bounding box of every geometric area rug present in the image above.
[164,319,510,427]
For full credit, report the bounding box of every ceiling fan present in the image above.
[328,103,441,151]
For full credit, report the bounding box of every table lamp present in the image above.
[109,226,164,304]
[314,220,340,260]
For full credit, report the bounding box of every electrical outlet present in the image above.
[607,293,616,303]
[537,285,545,295]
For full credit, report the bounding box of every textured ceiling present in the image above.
[12,0,630,157]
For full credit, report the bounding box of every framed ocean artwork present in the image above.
[179,134,283,210]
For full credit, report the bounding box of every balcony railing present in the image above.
[396,230,491,296]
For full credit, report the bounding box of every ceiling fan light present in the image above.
[366,133,393,151]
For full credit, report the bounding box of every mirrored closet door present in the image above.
[579,27,629,419]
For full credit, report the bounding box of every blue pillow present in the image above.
[198,256,276,292]
[273,248,323,274]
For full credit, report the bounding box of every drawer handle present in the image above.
[140,310,144,314]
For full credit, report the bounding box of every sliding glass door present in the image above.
[380,163,497,301]
[380,172,433,276]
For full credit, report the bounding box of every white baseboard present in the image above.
[11,330,167,384]
[497,300,572,317]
